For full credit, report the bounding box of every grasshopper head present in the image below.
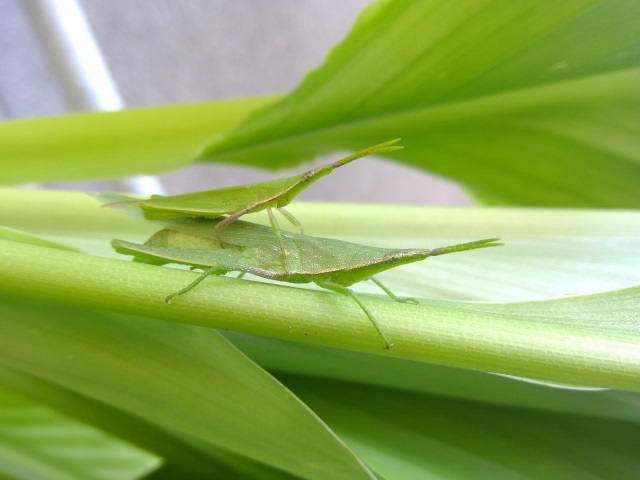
[382,249,431,266]
[276,167,332,207]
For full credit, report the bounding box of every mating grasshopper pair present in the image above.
[131,139,404,273]
[109,140,501,348]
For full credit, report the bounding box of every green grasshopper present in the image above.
[111,139,403,270]
[112,220,501,349]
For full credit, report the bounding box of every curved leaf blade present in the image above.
[0,384,160,480]
[0,363,285,479]
[225,332,640,426]
[0,296,375,480]
[201,0,640,207]
[285,376,640,479]
[0,226,80,252]
[0,97,275,185]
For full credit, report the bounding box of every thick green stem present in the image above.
[1,239,638,391]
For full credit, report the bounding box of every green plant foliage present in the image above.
[284,375,640,479]
[201,0,640,207]
[0,96,275,185]
[225,332,640,426]
[0,384,160,480]
[0,363,301,479]
[1,0,639,477]
[0,226,80,252]
[1,189,638,391]
[0,296,374,479]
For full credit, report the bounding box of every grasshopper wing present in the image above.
[138,176,304,220]
[111,235,242,272]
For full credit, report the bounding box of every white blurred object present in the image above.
[20,0,163,195]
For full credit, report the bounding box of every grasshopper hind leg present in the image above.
[165,267,217,304]
[318,281,394,349]
[277,207,304,235]
[369,277,418,304]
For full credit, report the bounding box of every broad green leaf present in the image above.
[0,96,275,185]
[201,0,640,207]
[0,189,638,391]
[0,364,288,479]
[225,332,640,426]
[284,375,640,479]
[0,296,375,480]
[0,384,160,480]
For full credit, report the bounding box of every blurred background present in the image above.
[1,0,470,205]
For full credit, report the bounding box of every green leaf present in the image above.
[284,376,640,479]
[0,189,638,391]
[0,96,276,185]
[201,0,640,207]
[225,333,640,426]
[0,364,287,479]
[0,296,375,480]
[0,226,80,252]
[0,384,160,480]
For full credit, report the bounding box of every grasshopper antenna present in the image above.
[430,238,502,257]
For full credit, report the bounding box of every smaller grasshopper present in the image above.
[112,223,501,349]
[110,139,403,271]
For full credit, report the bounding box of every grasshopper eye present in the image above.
[300,171,315,183]
[383,252,404,264]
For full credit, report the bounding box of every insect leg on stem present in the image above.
[165,267,217,304]
[318,280,395,349]
[369,277,418,304]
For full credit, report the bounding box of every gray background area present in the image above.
[1,0,470,205]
